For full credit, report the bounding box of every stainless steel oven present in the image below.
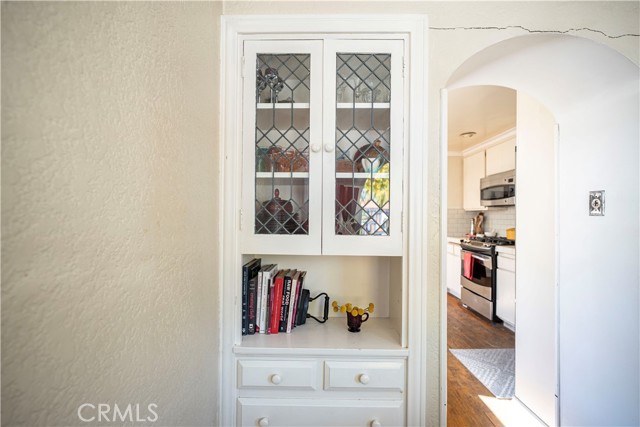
[460,241,498,321]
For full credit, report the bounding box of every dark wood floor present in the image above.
[447,293,515,427]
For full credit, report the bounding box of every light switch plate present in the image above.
[589,191,605,216]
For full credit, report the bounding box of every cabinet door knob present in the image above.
[358,373,370,384]
[270,374,282,385]
[324,143,334,153]
[258,417,269,427]
[370,419,381,427]
[311,143,321,153]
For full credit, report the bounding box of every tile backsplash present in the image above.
[447,206,516,238]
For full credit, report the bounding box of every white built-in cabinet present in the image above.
[496,249,516,329]
[221,16,426,427]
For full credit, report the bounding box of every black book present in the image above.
[241,258,261,336]
[248,276,258,335]
[279,270,295,332]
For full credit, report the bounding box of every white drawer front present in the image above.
[238,360,318,390]
[498,254,516,272]
[324,360,405,392]
[238,398,403,427]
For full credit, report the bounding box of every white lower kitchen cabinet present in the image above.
[446,242,461,298]
[496,250,516,329]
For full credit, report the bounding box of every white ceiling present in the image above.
[448,86,517,153]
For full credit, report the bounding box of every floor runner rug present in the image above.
[450,348,515,398]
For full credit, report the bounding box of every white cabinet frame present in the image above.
[219,15,427,426]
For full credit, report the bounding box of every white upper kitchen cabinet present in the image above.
[463,150,486,211]
[486,138,516,176]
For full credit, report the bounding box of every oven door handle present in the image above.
[460,250,492,262]
[471,253,491,262]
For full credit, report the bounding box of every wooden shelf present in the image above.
[257,102,310,109]
[256,172,310,179]
[337,102,390,109]
[235,317,405,356]
[336,172,389,180]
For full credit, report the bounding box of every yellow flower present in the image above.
[368,303,375,313]
[346,303,353,311]
[333,306,339,312]
[351,308,359,317]
[358,308,365,316]
[332,301,338,308]
[340,305,347,313]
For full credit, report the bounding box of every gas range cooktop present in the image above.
[461,236,515,248]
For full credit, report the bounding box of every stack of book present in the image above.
[242,258,308,336]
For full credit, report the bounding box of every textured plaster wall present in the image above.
[2,2,221,426]
[223,2,639,425]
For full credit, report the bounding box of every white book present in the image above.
[260,264,277,334]
[286,270,301,333]
[255,269,264,334]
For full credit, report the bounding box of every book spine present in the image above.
[241,265,249,336]
[286,274,298,333]
[255,271,263,333]
[247,277,257,335]
[259,269,271,334]
[279,274,292,333]
[293,272,305,327]
[270,272,284,334]
[266,277,274,335]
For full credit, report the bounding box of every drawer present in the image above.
[498,254,516,272]
[324,360,405,392]
[237,360,319,390]
[238,397,403,427]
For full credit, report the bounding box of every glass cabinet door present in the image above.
[241,40,323,254]
[322,40,405,256]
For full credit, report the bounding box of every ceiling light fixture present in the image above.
[460,131,477,139]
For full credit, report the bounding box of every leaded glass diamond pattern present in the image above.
[257,54,310,103]
[254,54,311,235]
[335,53,391,237]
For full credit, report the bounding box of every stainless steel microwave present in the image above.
[480,169,515,207]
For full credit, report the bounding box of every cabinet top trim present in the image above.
[222,14,428,36]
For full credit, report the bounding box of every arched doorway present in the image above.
[441,34,639,426]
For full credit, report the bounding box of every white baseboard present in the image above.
[447,288,461,299]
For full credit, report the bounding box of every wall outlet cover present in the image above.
[589,191,605,216]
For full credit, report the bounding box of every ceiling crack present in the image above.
[429,25,639,39]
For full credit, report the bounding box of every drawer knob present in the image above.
[370,420,381,427]
[311,143,321,153]
[358,373,370,384]
[258,417,269,427]
[270,374,282,385]
[324,143,334,153]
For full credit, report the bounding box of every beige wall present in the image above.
[2,2,221,426]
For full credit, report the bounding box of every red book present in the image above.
[270,270,288,334]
